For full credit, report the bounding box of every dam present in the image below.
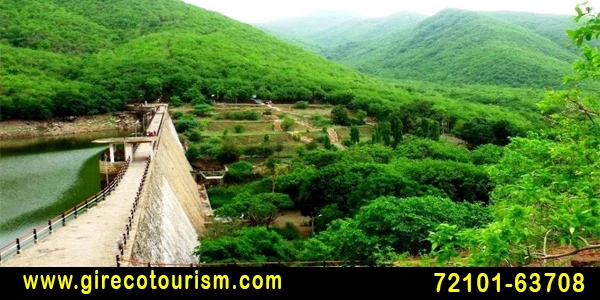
[0,104,205,267]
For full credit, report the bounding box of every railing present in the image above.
[116,258,372,267]
[116,156,151,259]
[117,103,166,264]
[0,157,132,264]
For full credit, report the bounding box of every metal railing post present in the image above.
[116,255,120,267]
[16,238,21,254]
[48,220,52,234]
[62,213,66,226]
[74,206,78,219]
[33,229,37,244]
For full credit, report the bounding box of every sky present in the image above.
[184,0,600,24]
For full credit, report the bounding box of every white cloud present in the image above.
[184,0,600,23]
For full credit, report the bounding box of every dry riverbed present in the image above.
[0,113,138,140]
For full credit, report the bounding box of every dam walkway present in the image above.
[1,106,166,267]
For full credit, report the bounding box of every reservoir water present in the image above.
[0,130,131,246]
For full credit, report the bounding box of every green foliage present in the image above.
[170,96,183,107]
[281,117,295,131]
[193,104,214,117]
[272,222,302,241]
[393,158,492,204]
[323,135,333,149]
[217,192,293,228]
[172,111,183,120]
[225,161,255,184]
[233,124,245,133]
[305,196,490,263]
[350,125,360,145]
[331,105,351,126]
[194,227,296,263]
[175,114,202,134]
[432,5,600,266]
[390,116,403,148]
[353,109,367,125]
[310,114,331,127]
[242,144,275,158]
[293,101,309,109]
[470,144,505,165]
[395,137,472,163]
[188,130,202,142]
[214,110,262,121]
[453,117,523,147]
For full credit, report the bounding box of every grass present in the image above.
[206,120,274,133]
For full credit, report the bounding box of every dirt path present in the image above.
[327,128,345,150]
[274,119,283,132]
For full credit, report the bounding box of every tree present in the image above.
[261,158,289,193]
[379,121,392,147]
[193,104,213,117]
[225,161,254,183]
[170,95,183,107]
[217,192,293,228]
[323,134,333,149]
[281,117,295,131]
[390,117,403,148]
[353,109,367,125]
[350,125,360,145]
[371,123,381,144]
[331,105,351,126]
[429,120,440,141]
[431,5,600,266]
[194,227,296,263]
[263,134,270,144]
[275,143,284,156]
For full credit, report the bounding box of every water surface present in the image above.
[0,130,131,246]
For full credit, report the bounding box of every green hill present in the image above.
[258,9,585,89]
[0,0,371,119]
[0,0,556,147]
[257,11,426,54]
[343,9,579,88]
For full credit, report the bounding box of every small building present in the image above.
[92,136,155,188]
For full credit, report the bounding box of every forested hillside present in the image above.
[259,9,586,89]
[256,11,426,55]
[0,0,368,119]
[0,0,549,148]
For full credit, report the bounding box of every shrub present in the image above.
[170,96,183,107]
[294,101,309,109]
[189,130,202,142]
[172,111,184,120]
[310,114,331,127]
[175,114,201,133]
[234,124,245,133]
[226,161,255,183]
[193,104,213,117]
[331,105,351,126]
[273,222,302,240]
[281,117,295,131]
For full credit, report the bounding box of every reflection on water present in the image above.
[0,130,131,246]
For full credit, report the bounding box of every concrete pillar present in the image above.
[125,143,133,161]
[109,144,115,163]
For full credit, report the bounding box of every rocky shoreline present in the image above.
[0,112,138,140]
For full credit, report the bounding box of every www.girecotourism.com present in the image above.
[23,270,282,294]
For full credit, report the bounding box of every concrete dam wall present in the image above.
[127,114,204,265]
